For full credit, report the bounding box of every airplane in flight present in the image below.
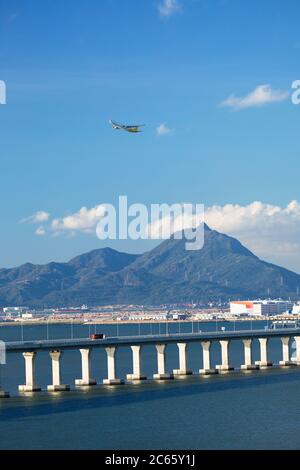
[109,120,144,133]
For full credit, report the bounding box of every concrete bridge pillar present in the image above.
[18,352,41,392]
[0,344,8,397]
[127,345,147,381]
[48,350,70,391]
[103,346,124,385]
[241,339,258,370]
[216,340,234,372]
[173,343,192,376]
[279,337,294,366]
[153,344,173,380]
[0,364,9,398]
[199,341,218,375]
[255,338,272,368]
[75,348,96,386]
[293,336,300,365]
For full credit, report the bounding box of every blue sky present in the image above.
[1,0,300,269]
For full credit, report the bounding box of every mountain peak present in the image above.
[68,247,139,272]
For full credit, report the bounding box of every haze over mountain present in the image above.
[1,225,299,307]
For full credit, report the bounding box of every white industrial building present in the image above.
[230,300,294,316]
[2,306,28,316]
[292,303,300,314]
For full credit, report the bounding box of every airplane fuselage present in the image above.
[109,120,143,133]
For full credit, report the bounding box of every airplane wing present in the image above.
[125,124,144,129]
[124,125,144,133]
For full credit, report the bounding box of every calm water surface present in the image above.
[0,321,299,450]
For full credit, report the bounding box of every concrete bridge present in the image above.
[1,328,300,397]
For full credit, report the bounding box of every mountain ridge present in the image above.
[1,225,299,307]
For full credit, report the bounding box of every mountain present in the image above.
[0,248,138,307]
[1,225,299,307]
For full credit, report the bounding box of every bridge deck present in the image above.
[4,328,300,352]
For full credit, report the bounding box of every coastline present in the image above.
[0,316,293,327]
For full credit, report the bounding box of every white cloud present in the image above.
[21,211,50,224]
[156,123,174,136]
[51,205,107,233]
[146,204,203,239]
[35,226,46,236]
[158,0,181,17]
[221,84,289,111]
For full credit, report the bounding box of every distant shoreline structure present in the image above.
[1,316,299,328]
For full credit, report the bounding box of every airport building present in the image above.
[230,300,294,316]
[292,303,300,314]
[2,306,28,317]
